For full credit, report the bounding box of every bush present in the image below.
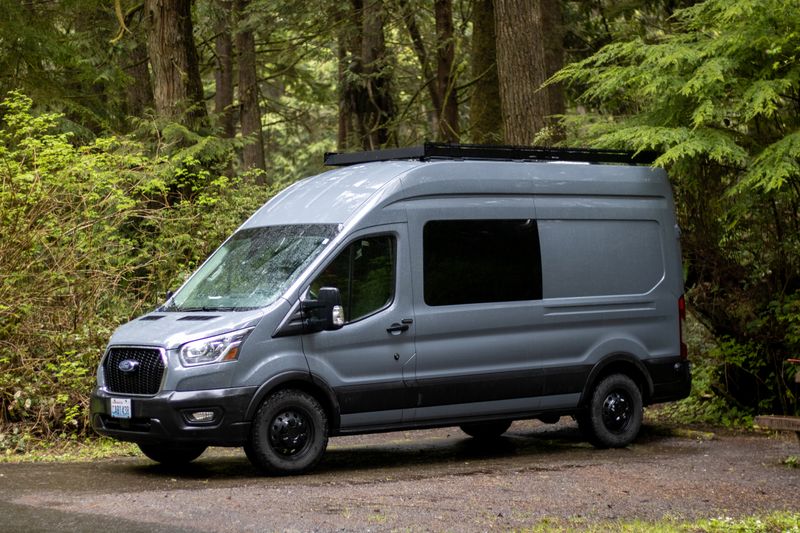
[0,92,274,451]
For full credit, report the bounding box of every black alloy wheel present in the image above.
[247,389,328,475]
[602,389,633,433]
[269,409,312,456]
[577,373,643,448]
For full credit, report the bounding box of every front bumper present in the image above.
[91,386,257,446]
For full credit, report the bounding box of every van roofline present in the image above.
[324,142,660,167]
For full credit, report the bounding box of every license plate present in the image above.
[110,398,132,419]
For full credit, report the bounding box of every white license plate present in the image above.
[110,398,132,419]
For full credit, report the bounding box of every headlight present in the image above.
[179,328,254,367]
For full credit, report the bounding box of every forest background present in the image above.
[1,0,799,453]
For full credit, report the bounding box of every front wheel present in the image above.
[138,443,207,465]
[247,389,328,475]
[577,373,643,448]
[459,420,512,439]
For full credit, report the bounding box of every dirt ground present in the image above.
[1,419,799,532]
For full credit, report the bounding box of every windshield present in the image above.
[166,224,337,311]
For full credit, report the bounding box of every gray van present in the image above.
[91,143,691,475]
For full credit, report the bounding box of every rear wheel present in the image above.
[138,443,207,465]
[247,389,328,475]
[459,420,512,439]
[578,373,642,448]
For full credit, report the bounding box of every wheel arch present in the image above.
[579,353,654,407]
[245,371,341,434]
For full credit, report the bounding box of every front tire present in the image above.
[459,420,512,439]
[578,373,642,448]
[247,389,328,475]
[138,443,207,465]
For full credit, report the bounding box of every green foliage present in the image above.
[0,1,131,132]
[0,92,275,450]
[653,315,754,427]
[525,512,800,532]
[553,0,800,415]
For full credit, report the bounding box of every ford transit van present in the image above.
[91,143,691,475]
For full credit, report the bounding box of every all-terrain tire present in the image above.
[578,373,643,448]
[247,389,328,476]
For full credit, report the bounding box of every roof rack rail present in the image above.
[324,142,659,167]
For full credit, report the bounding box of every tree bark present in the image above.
[359,0,395,149]
[337,0,395,150]
[435,0,459,142]
[399,0,441,136]
[540,0,565,141]
[215,0,235,138]
[336,2,355,150]
[235,0,266,175]
[469,0,502,143]
[494,0,564,145]
[144,0,206,128]
[123,40,154,119]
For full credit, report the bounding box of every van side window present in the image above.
[424,219,542,306]
[311,235,395,322]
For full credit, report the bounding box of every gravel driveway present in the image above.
[1,419,799,531]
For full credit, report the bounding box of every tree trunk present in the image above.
[435,0,459,142]
[215,0,235,138]
[123,40,154,119]
[469,0,502,143]
[540,0,565,141]
[359,0,395,149]
[119,3,153,120]
[336,3,355,150]
[494,0,564,145]
[235,0,266,176]
[144,0,206,128]
[399,0,441,136]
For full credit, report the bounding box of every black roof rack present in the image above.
[324,142,659,167]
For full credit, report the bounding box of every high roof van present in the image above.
[91,143,691,475]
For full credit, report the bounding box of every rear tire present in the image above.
[247,389,328,476]
[138,443,207,465]
[459,420,512,439]
[578,373,642,448]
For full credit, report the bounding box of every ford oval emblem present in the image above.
[118,359,140,373]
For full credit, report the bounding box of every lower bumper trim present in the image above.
[90,386,256,447]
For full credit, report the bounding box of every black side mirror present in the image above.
[301,287,345,333]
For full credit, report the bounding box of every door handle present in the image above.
[386,323,409,333]
[386,320,412,334]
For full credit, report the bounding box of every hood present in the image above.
[106,303,284,350]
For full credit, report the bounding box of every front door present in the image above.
[301,224,416,430]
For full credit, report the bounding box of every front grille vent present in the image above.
[103,347,165,395]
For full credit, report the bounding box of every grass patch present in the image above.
[525,512,800,532]
[0,436,138,463]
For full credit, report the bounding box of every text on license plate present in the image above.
[110,398,132,419]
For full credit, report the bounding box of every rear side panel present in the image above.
[532,167,686,404]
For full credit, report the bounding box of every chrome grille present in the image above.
[103,347,165,395]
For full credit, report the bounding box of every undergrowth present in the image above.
[648,312,757,429]
[528,512,800,532]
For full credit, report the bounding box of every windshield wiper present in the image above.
[173,306,259,312]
